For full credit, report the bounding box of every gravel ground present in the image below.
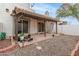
[0,35,78,56]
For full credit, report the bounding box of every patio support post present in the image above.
[28,18,30,34]
[15,16,18,40]
[44,20,46,37]
[21,19,23,33]
[56,22,58,34]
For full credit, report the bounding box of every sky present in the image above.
[32,3,79,25]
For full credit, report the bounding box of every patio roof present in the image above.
[11,7,59,22]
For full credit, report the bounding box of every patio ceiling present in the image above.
[11,7,59,22]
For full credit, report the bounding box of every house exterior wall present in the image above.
[0,3,31,38]
[29,20,55,34]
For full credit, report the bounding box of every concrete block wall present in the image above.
[58,25,79,36]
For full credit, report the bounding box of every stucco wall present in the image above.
[30,20,56,34]
[30,19,38,34]
[58,25,79,36]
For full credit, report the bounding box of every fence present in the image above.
[58,25,79,36]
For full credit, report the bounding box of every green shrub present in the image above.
[0,32,6,40]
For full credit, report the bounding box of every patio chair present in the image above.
[28,38,33,42]
[24,34,33,42]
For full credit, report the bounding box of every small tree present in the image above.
[56,3,79,21]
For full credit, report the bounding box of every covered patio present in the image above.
[11,7,59,44]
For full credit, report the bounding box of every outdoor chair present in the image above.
[24,34,33,42]
[28,38,33,42]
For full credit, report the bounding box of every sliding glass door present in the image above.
[18,20,28,34]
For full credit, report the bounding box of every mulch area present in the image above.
[0,39,11,49]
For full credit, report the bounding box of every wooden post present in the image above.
[28,18,30,34]
[56,22,58,34]
[21,19,23,33]
[15,16,18,40]
[44,20,46,37]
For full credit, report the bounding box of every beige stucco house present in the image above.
[0,3,59,39]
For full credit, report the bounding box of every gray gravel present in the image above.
[0,35,78,56]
